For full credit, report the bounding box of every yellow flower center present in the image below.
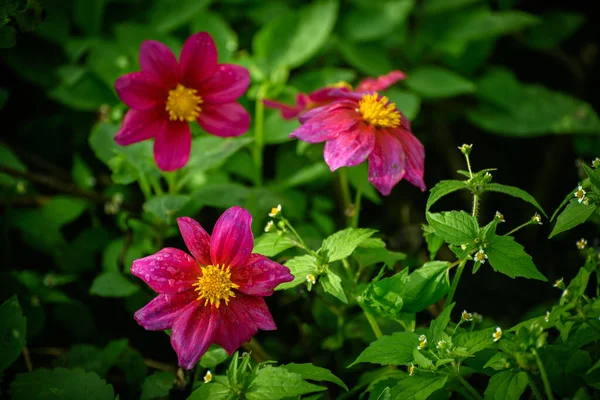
[576,189,585,199]
[357,93,401,128]
[165,84,203,122]
[192,264,239,308]
[475,251,486,261]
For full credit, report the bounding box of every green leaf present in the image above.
[484,370,528,400]
[89,122,120,165]
[454,328,496,356]
[582,163,600,190]
[385,89,421,121]
[428,303,455,343]
[353,248,406,269]
[141,371,175,400]
[446,10,539,42]
[321,228,377,262]
[253,233,297,258]
[347,163,382,205]
[253,0,338,70]
[49,70,116,111]
[189,183,251,209]
[426,211,479,246]
[405,66,475,99]
[144,195,191,225]
[185,137,253,173]
[0,296,26,372]
[277,255,317,290]
[412,348,434,369]
[9,368,114,400]
[276,162,330,189]
[484,353,510,371]
[0,25,16,49]
[188,375,231,399]
[200,346,228,369]
[72,154,96,190]
[283,363,348,391]
[246,366,326,400]
[148,0,211,34]
[483,183,546,216]
[486,235,547,281]
[0,142,27,187]
[390,375,447,399]
[359,269,408,320]
[190,12,238,62]
[350,332,419,367]
[73,0,106,35]
[342,0,414,42]
[321,270,348,303]
[426,180,471,212]
[422,0,483,15]
[549,199,598,238]
[338,41,394,76]
[526,11,585,49]
[90,272,139,298]
[402,261,450,313]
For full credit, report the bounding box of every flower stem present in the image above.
[503,221,533,237]
[138,173,152,200]
[456,373,482,400]
[253,84,267,187]
[472,194,478,218]
[532,349,554,400]
[338,168,353,225]
[527,372,544,400]
[446,258,467,308]
[351,187,362,228]
[364,310,383,339]
[165,171,178,194]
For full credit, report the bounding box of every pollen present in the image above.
[474,249,487,264]
[165,84,203,122]
[192,264,239,308]
[357,93,401,128]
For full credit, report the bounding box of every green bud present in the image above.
[458,143,473,156]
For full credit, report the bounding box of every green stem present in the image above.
[138,173,152,200]
[253,84,267,187]
[504,221,532,237]
[532,349,554,400]
[472,194,478,218]
[351,187,362,228]
[456,373,482,400]
[165,171,178,194]
[446,259,467,308]
[149,175,164,196]
[338,168,353,225]
[342,258,353,282]
[465,153,474,179]
[527,372,544,400]
[364,310,383,339]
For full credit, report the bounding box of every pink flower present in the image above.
[114,32,251,171]
[131,207,293,369]
[263,70,406,120]
[290,91,425,196]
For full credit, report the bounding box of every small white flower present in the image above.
[436,340,447,349]
[553,278,564,288]
[306,274,316,285]
[492,327,502,342]
[593,158,600,169]
[268,204,282,217]
[474,249,487,264]
[584,197,591,205]
[473,313,483,323]
[408,363,415,376]
[532,213,543,225]
[264,220,274,232]
[574,186,587,203]
[417,335,427,350]
[544,311,550,322]
[561,289,569,298]
[461,310,473,322]
[576,238,588,250]
[204,370,212,383]
[495,211,505,223]
[418,334,427,342]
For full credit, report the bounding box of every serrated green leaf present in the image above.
[483,353,510,371]
[90,272,139,298]
[359,269,408,320]
[390,374,447,399]
[277,255,317,290]
[412,348,434,369]
[284,363,348,391]
[426,180,471,212]
[246,366,326,400]
[321,228,377,262]
[353,247,406,269]
[454,328,496,356]
[9,368,114,400]
[350,332,419,367]
[582,164,600,190]
[486,235,546,281]
[405,66,475,99]
[143,195,191,225]
[321,270,348,303]
[141,371,175,400]
[187,375,231,399]
[184,137,254,173]
[549,199,598,238]
[484,370,528,400]
[253,233,297,257]
[426,211,479,246]
[0,296,26,372]
[200,346,228,369]
[402,262,450,313]
[428,303,455,343]
[483,183,546,216]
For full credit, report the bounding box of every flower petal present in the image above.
[291,101,358,143]
[177,217,212,266]
[139,40,179,88]
[368,130,407,196]
[114,108,164,145]
[180,32,218,88]
[392,128,426,191]
[210,206,253,268]
[153,121,191,171]
[131,248,200,294]
[134,292,197,330]
[231,254,294,296]
[356,70,407,93]
[115,72,167,110]
[323,126,375,171]
[171,305,219,369]
[263,98,302,120]
[200,64,250,104]
[197,102,250,137]
[214,293,276,354]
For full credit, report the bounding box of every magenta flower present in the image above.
[114,32,250,171]
[290,91,425,196]
[131,207,293,369]
[263,70,406,120]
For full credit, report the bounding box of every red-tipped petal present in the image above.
[323,126,375,171]
[114,108,164,145]
[368,130,407,196]
[210,206,253,268]
[263,98,303,120]
[197,102,250,137]
[200,64,250,104]
[131,248,200,294]
[153,121,191,171]
[171,305,219,369]
[180,32,218,88]
[231,254,294,297]
[214,293,276,354]
[392,128,426,191]
[356,70,407,93]
[139,40,179,88]
[177,217,212,266]
[134,292,197,330]
[291,101,358,143]
[115,72,167,110]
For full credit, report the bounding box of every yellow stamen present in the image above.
[165,84,203,122]
[192,264,239,308]
[357,93,401,128]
